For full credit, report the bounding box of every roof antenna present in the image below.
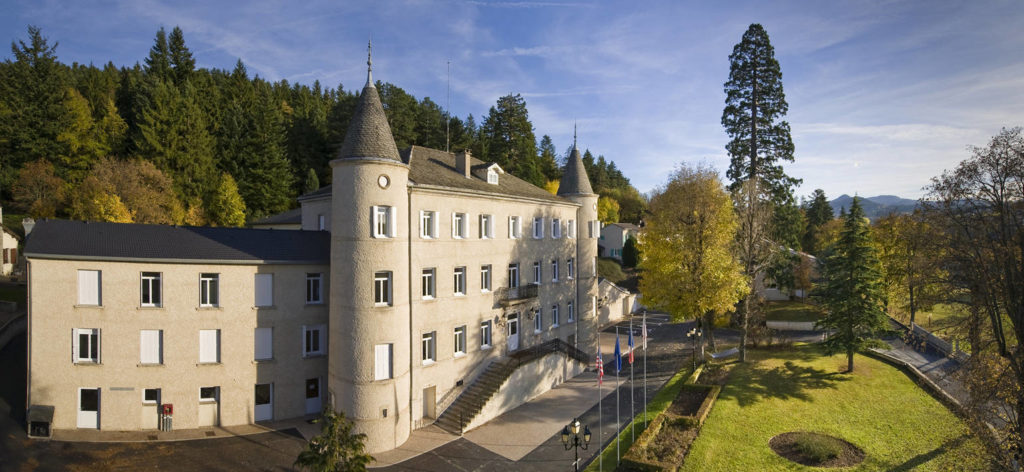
[366,38,373,87]
[446,60,451,153]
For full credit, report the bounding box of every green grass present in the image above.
[584,366,694,472]
[682,345,991,471]
[765,301,825,322]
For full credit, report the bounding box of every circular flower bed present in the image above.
[769,432,865,468]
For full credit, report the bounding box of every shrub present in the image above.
[598,258,627,283]
[792,432,843,463]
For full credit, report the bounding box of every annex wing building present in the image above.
[24,58,601,453]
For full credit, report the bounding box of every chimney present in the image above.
[456,150,472,178]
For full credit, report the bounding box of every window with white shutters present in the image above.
[420,211,438,239]
[255,273,273,307]
[199,329,220,363]
[255,327,273,360]
[374,344,393,380]
[140,329,162,364]
[372,206,396,238]
[78,270,101,306]
[509,216,521,239]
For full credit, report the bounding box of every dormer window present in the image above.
[487,170,498,185]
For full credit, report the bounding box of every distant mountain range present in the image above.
[828,194,918,219]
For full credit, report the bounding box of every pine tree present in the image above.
[0,26,71,194]
[207,173,247,227]
[818,197,887,373]
[480,94,543,187]
[722,23,800,202]
[133,79,216,203]
[144,27,172,82]
[168,26,195,86]
[538,135,560,181]
[803,189,834,254]
[304,168,320,195]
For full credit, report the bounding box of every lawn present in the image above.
[765,301,825,323]
[682,345,991,471]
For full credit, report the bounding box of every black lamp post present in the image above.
[560,417,592,471]
[687,328,702,371]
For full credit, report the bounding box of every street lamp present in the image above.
[560,417,592,471]
[687,328,702,371]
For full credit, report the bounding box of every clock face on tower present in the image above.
[378,174,390,189]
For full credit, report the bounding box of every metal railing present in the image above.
[495,284,539,306]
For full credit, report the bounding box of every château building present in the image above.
[24,55,600,453]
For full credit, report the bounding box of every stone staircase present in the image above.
[434,338,590,435]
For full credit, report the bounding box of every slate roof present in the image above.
[297,147,574,205]
[251,207,302,226]
[24,219,329,264]
[404,146,570,204]
[557,147,595,196]
[336,82,402,162]
[608,222,640,231]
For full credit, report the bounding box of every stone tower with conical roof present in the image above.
[558,138,600,355]
[328,44,412,453]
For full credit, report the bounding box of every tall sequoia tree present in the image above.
[722,23,799,202]
[818,197,886,373]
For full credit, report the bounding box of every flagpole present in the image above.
[615,326,620,466]
[622,315,630,444]
[598,343,603,472]
[643,310,648,429]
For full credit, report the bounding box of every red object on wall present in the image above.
[162,404,173,415]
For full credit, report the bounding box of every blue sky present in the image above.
[3,0,1022,200]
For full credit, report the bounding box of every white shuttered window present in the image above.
[255,274,274,307]
[78,270,101,306]
[374,344,393,380]
[199,329,220,363]
[140,329,162,364]
[255,328,273,360]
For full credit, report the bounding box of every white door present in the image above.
[198,387,219,427]
[77,388,99,429]
[255,383,273,421]
[305,378,321,415]
[508,314,519,351]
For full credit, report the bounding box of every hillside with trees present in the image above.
[0,26,645,227]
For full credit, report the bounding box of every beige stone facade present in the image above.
[27,259,329,431]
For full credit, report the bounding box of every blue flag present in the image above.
[614,333,622,373]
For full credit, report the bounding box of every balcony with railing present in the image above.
[495,284,539,307]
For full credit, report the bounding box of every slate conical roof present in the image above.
[336,67,402,162]
[558,146,595,196]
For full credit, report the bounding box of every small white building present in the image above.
[599,222,639,261]
[1,211,20,277]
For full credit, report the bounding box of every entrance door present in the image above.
[423,386,436,419]
[77,388,99,429]
[141,388,160,429]
[507,314,519,351]
[199,387,219,427]
[255,383,273,421]
[305,378,321,415]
